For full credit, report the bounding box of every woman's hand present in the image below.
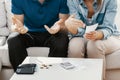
[65,15,85,34]
[12,17,28,34]
[84,31,104,40]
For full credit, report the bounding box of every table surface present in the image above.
[10,57,103,80]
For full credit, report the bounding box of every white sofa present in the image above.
[0,0,120,80]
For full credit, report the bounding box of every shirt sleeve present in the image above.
[67,0,80,19]
[97,0,117,39]
[75,27,85,37]
[59,0,69,14]
[67,0,85,37]
[11,0,24,14]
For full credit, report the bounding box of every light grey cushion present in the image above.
[0,43,11,67]
[106,50,120,69]
[0,37,6,46]
[0,0,10,36]
[0,42,49,67]
[0,27,9,36]
[0,0,6,28]
[4,0,13,30]
[27,47,49,57]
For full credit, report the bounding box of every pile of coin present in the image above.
[40,64,52,69]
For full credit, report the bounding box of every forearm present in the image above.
[59,14,69,31]
[68,27,78,34]
[13,14,24,24]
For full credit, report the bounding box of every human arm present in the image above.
[44,0,69,34]
[65,0,85,35]
[44,14,69,34]
[84,0,117,40]
[11,0,28,34]
[12,15,28,34]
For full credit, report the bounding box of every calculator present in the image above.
[60,62,75,70]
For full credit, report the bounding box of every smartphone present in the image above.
[16,63,36,74]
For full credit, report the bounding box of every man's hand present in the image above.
[65,15,85,34]
[12,17,28,34]
[44,20,63,34]
[84,31,104,40]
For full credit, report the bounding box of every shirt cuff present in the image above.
[75,27,85,37]
[99,29,111,40]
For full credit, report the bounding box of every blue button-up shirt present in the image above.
[67,0,120,39]
[12,0,69,32]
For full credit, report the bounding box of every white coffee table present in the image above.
[10,57,103,80]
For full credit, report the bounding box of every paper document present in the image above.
[85,23,98,33]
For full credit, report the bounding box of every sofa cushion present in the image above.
[27,47,49,57]
[0,37,6,46]
[0,0,6,28]
[4,0,13,31]
[0,43,11,67]
[0,0,10,36]
[0,27,9,36]
[106,50,120,69]
[0,42,49,67]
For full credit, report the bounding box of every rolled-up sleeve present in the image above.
[67,0,85,37]
[97,0,117,39]
[76,27,85,37]
[11,0,24,14]
[67,0,80,19]
[59,0,69,14]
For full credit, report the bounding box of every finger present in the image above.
[85,33,93,35]
[89,31,96,34]
[56,19,63,24]
[50,26,59,34]
[20,28,26,32]
[71,19,85,27]
[72,19,84,24]
[72,23,85,28]
[69,14,75,18]
[44,25,52,33]
[21,29,27,34]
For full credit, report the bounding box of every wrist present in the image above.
[97,31,104,40]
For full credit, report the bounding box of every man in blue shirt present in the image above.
[8,0,69,71]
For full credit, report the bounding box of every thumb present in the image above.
[44,25,51,33]
[69,14,75,18]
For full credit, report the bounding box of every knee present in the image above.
[8,36,18,45]
[8,37,15,46]
[68,37,85,58]
[54,34,69,50]
[87,40,105,58]
[7,34,21,48]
